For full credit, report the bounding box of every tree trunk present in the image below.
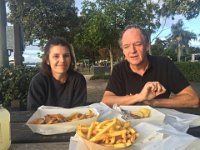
[177,42,181,62]
[0,0,9,67]
[148,34,152,55]
[109,45,113,74]
[14,23,24,66]
[70,44,77,70]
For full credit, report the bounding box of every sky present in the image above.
[152,15,200,47]
[7,0,200,63]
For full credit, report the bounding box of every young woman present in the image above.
[27,37,87,110]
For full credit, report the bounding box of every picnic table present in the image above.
[10,111,72,150]
[9,107,200,150]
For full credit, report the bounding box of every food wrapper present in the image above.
[157,108,200,132]
[119,105,165,125]
[79,135,135,150]
[70,122,199,150]
[89,102,121,121]
[26,106,99,135]
[69,122,164,150]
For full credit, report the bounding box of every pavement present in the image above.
[85,75,200,104]
[85,75,107,103]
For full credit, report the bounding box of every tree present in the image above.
[167,20,197,62]
[0,0,9,67]
[7,0,79,58]
[151,38,167,56]
[8,0,78,43]
[162,0,200,19]
[74,0,166,72]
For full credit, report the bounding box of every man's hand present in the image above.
[139,81,166,101]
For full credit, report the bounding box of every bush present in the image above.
[0,66,39,110]
[89,62,200,82]
[175,62,200,82]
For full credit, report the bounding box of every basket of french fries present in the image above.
[26,106,99,135]
[76,118,139,150]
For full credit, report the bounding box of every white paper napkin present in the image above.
[157,108,200,132]
[143,124,197,150]
[89,102,120,121]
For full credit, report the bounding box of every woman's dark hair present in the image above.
[119,25,150,48]
[41,37,75,76]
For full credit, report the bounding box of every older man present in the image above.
[102,25,199,108]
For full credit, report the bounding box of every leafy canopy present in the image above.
[7,0,79,46]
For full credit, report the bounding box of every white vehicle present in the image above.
[191,53,200,62]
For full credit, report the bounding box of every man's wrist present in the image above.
[144,99,158,107]
[133,93,144,103]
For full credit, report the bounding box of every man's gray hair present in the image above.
[119,25,150,48]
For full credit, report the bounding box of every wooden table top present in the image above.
[11,111,75,143]
[10,142,70,150]
[10,111,74,149]
[9,107,200,150]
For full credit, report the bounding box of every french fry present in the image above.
[90,118,117,142]
[87,122,96,139]
[77,128,87,139]
[109,130,126,137]
[76,118,139,148]
[114,143,126,148]
[96,120,112,129]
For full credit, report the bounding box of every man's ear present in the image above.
[146,43,151,53]
[46,60,49,65]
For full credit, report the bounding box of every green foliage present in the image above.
[0,66,39,109]
[90,62,200,83]
[175,62,200,82]
[162,0,200,19]
[7,0,78,45]
[151,20,197,62]
[167,19,197,62]
[73,0,164,62]
[151,38,166,56]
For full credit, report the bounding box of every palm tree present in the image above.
[168,20,197,62]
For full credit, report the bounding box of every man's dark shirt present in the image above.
[106,55,189,99]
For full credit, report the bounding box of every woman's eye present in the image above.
[64,54,70,58]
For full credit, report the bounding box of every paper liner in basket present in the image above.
[26,106,99,135]
[78,134,135,150]
[69,122,164,150]
[119,105,165,125]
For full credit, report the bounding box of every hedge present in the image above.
[175,62,200,82]
[0,66,39,109]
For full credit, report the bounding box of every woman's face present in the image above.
[46,45,71,77]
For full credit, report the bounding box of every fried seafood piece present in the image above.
[44,114,66,124]
[66,110,96,121]
[130,108,151,119]
[29,118,45,124]
[29,110,96,124]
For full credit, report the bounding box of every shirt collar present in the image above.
[125,54,153,75]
